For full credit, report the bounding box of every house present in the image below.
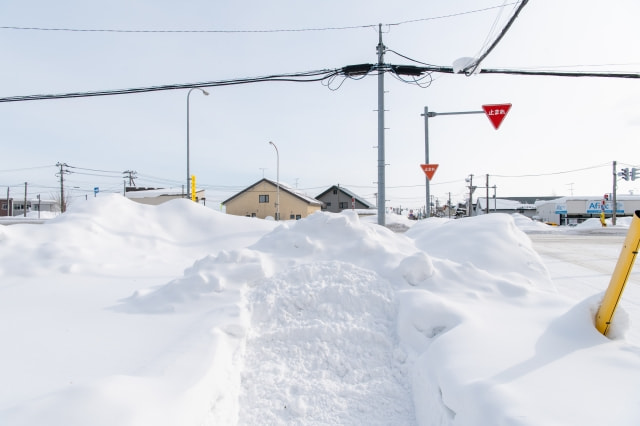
[315,185,376,213]
[473,197,537,218]
[1,197,57,218]
[125,187,206,206]
[0,198,13,217]
[222,178,322,220]
[31,198,58,215]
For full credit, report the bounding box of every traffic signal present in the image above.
[620,168,629,181]
[632,168,638,181]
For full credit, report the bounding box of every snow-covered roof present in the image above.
[316,185,376,209]
[125,187,192,199]
[476,197,536,210]
[222,178,322,206]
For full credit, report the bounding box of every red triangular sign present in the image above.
[420,164,439,180]
[482,103,512,129]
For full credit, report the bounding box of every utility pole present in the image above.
[123,170,137,187]
[485,174,490,214]
[56,162,69,213]
[376,23,386,226]
[467,174,475,216]
[423,107,431,218]
[23,182,27,217]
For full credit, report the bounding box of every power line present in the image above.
[0,165,55,173]
[66,165,123,174]
[0,3,519,35]
[492,163,610,178]
[463,0,529,75]
[0,69,342,103]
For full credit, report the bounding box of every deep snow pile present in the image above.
[1,195,640,425]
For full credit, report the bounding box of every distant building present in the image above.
[222,178,322,220]
[315,185,376,213]
[125,187,206,206]
[0,198,13,217]
[535,195,640,225]
[473,197,538,218]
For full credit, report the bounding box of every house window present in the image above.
[326,202,331,207]
[339,202,348,209]
[290,214,295,220]
[333,189,338,195]
[296,215,301,220]
[259,194,269,203]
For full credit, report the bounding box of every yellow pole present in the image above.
[191,175,196,202]
[595,210,640,335]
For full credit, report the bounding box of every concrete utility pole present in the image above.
[56,162,68,213]
[376,23,386,226]
[23,182,27,217]
[467,174,474,216]
[422,107,431,218]
[485,174,490,214]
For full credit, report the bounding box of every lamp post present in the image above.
[186,87,209,199]
[269,141,280,220]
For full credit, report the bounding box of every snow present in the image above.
[1,195,639,425]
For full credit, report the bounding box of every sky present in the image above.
[1,196,640,425]
[1,0,639,211]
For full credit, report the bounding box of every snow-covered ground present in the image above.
[1,196,639,425]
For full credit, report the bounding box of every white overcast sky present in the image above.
[1,0,639,209]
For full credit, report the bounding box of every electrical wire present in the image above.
[0,165,56,173]
[463,0,529,75]
[66,165,123,174]
[0,3,519,35]
[0,69,342,103]
[491,163,610,178]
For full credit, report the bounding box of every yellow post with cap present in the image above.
[191,175,196,202]
[595,210,640,335]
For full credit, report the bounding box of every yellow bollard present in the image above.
[191,175,196,202]
[595,210,640,336]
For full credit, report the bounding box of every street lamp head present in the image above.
[201,89,210,96]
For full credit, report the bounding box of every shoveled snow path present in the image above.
[239,260,416,425]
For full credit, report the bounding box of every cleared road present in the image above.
[529,229,640,345]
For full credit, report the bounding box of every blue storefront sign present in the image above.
[586,201,623,214]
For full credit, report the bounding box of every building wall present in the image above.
[318,190,370,213]
[225,181,320,219]
[537,196,640,225]
[0,199,12,217]
[126,190,206,206]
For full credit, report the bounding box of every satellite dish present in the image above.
[453,57,481,75]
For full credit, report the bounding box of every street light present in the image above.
[269,141,280,220]
[186,87,209,199]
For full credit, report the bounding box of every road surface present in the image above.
[529,229,640,345]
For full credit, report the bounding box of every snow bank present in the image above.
[1,198,640,425]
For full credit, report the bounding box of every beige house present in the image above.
[223,178,322,220]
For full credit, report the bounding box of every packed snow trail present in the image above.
[239,261,416,424]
